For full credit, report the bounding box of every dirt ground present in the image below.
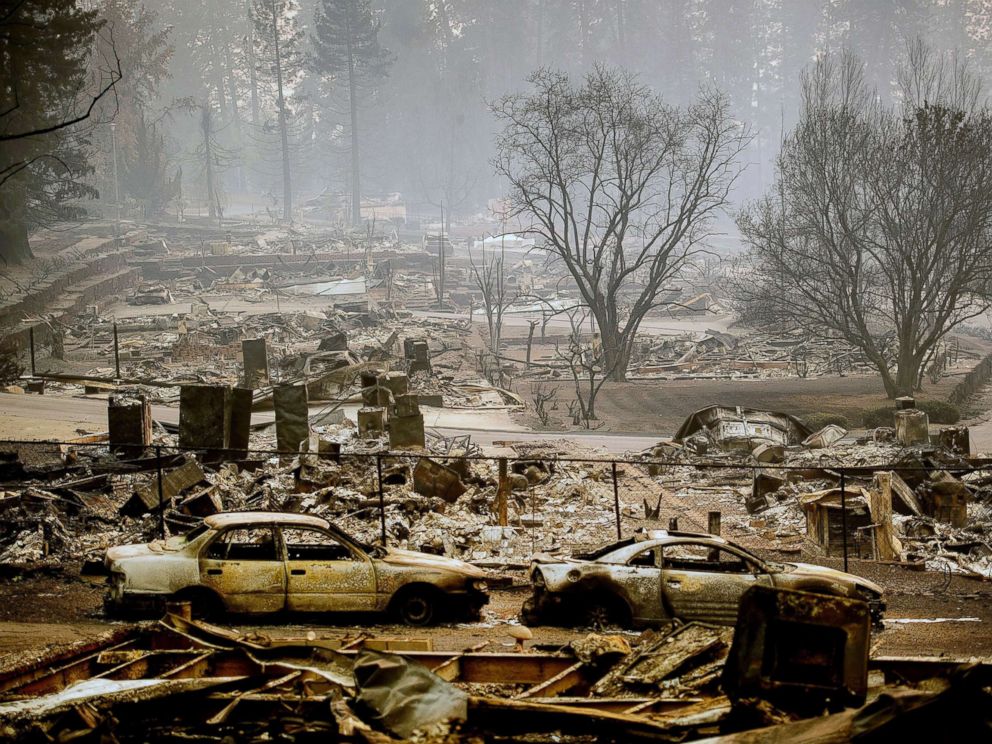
[1,559,989,670]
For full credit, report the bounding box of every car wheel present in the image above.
[173,589,223,621]
[581,595,625,630]
[520,596,543,626]
[395,589,438,626]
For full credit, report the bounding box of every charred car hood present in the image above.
[105,539,176,565]
[380,548,487,578]
[785,562,884,595]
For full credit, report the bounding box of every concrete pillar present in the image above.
[381,371,409,398]
[228,387,253,458]
[242,338,269,389]
[392,393,420,418]
[179,385,232,451]
[274,383,309,453]
[108,394,152,457]
[358,407,386,438]
[388,412,425,450]
[894,409,929,446]
[404,339,431,373]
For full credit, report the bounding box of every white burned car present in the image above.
[104,511,491,625]
[522,530,885,628]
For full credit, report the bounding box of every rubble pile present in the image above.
[626,328,893,380]
[1,600,987,743]
[640,435,992,578]
[0,435,623,569]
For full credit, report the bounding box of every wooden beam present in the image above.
[516,661,585,699]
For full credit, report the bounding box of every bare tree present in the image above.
[554,306,608,428]
[492,65,750,381]
[531,381,558,427]
[469,239,515,376]
[733,43,992,398]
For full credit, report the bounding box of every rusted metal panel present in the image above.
[722,586,870,711]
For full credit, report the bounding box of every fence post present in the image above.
[840,469,848,573]
[612,461,621,540]
[113,322,121,380]
[29,326,36,377]
[497,457,508,527]
[708,511,721,536]
[156,444,165,539]
[376,453,386,545]
[530,481,537,555]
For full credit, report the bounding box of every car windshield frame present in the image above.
[660,539,769,574]
[626,545,661,568]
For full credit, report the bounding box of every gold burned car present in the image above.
[521,530,885,628]
[104,512,491,625]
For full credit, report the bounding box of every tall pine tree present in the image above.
[0,0,117,263]
[251,0,303,221]
[312,0,392,224]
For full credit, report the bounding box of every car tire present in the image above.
[394,588,438,626]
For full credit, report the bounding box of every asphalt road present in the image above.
[0,392,660,454]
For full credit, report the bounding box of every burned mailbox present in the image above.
[722,585,870,712]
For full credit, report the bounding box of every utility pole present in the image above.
[110,121,120,236]
[438,202,446,308]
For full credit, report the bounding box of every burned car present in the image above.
[105,511,491,625]
[128,283,173,305]
[522,530,884,628]
[673,405,813,453]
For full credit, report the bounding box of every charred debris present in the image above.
[0,598,988,742]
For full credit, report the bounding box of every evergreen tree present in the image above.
[0,0,118,264]
[94,0,176,220]
[312,0,393,224]
[251,0,304,221]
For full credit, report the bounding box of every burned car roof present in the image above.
[203,511,332,530]
[574,530,730,560]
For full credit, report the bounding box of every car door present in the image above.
[198,526,286,613]
[660,541,769,625]
[615,545,668,624]
[281,526,377,612]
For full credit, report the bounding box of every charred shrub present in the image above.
[918,400,960,424]
[862,406,895,428]
[0,347,23,386]
[862,401,960,427]
[802,412,851,431]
